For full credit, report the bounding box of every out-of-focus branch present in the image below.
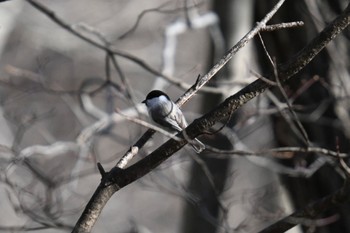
[258,33,310,146]
[26,0,220,94]
[204,146,348,159]
[259,180,350,233]
[118,1,202,39]
[72,1,350,233]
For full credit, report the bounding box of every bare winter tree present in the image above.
[1,0,350,233]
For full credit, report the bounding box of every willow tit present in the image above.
[142,90,205,153]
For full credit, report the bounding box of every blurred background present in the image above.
[0,0,350,232]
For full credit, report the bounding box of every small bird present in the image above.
[142,90,205,153]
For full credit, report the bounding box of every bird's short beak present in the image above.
[142,99,146,104]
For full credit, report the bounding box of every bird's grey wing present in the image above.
[164,116,183,132]
[152,103,188,132]
[150,109,182,132]
[150,113,175,130]
[174,104,188,128]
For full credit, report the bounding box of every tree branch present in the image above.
[259,180,350,233]
[72,2,350,233]
[114,0,288,169]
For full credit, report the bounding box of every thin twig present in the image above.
[261,21,304,32]
[258,32,310,145]
[251,68,278,86]
[176,0,287,106]
[118,1,203,39]
[336,137,350,178]
[204,145,348,159]
[274,57,310,146]
[114,108,181,142]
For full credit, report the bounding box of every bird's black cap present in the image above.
[142,90,170,103]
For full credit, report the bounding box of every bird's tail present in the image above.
[190,138,205,153]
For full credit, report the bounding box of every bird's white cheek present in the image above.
[146,98,160,108]
[147,98,172,114]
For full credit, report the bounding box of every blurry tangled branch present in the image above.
[260,180,350,233]
[26,0,220,94]
[117,1,204,39]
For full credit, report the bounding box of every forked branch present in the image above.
[71,1,350,233]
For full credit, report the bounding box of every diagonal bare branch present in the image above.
[71,1,350,233]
